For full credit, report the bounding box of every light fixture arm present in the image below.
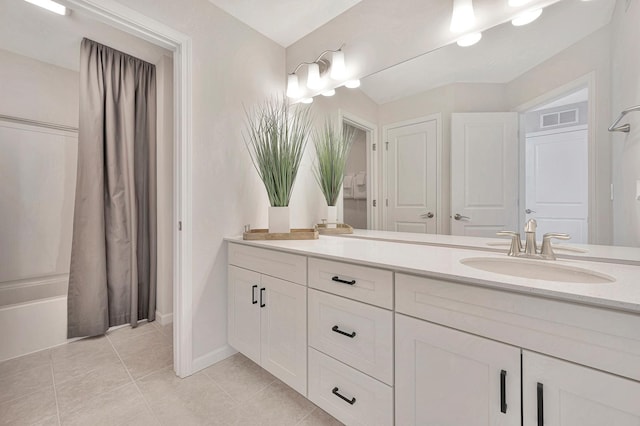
[288,44,346,75]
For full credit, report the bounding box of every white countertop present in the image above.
[336,229,640,265]
[226,235,640,313]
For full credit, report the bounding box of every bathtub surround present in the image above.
[68,39,157,338]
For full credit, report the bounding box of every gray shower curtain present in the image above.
[68,38,157,338]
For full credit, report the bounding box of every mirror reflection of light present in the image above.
[344,79,361,88]
[306,62,323,89]
[511,8,543,26]
[300,98,314,104]
[456,32,482,47]
[508,0,533,7]
[450,0,476,33]
[321,89,336,97]
[286,74,300,98]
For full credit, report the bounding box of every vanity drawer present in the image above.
[228,242,306,285]
[308,289,393,384]
[308,258,393,308]
[308,348,393,426]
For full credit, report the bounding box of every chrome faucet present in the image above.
[497,219,570,260]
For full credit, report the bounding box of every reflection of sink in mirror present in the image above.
[460,257,615,284]
[485,241,588,254]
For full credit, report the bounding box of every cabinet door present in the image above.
[523,351,640,426]
[396,314,521,426]
[227,265,261,365]
[260,275,307,396]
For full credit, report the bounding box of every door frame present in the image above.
[338,110,379,229]
[381,114,443,234]
[514,73,597,243]
[63,0,193,377]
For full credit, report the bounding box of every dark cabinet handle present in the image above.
[252,285,258,304]
[332,387,356,405]
[537,382,544,426]
[332,276,356,285]
[332,325,356,338]
[500,370,507,413]
[260,287,266,308]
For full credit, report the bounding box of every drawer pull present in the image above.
[332,276,356,285]
[537,382,544,426]
[500,370,507,413]
[332,387,356,405]
[260,287,266,308]
[251,285,258,304]
[332,325,357,338]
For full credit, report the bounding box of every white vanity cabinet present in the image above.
[395,313,521,426]
[227,244,307,395]
[523,351,640,426]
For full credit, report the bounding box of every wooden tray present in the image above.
[315,223,354,235]
[243,228,319,240]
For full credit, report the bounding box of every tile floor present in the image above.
[0,321,342,425]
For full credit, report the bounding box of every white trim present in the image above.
[154,310,174,326]
[191,345,237,373]
[61,0,193,378]
[339,110,379,229]
[381,114,443,234]
[515,73,596,243]
[525,124,588,138]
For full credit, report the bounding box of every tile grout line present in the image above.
[48,350,62,426]
[294,406,319,426]
[105,331,162,425]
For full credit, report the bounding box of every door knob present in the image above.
[453,213,470,221]
[420,212,434,219]
[525,209,536,214]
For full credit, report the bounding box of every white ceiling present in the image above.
[207,0,362,47]
[0,1,171,72]
[359,0,616,104]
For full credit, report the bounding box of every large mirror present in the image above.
[316,0,637,247]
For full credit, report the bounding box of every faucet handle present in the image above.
[524,218,537,233]
[496,231,523,256]
[540,233,571,260]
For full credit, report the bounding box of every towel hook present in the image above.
[608,104,640,133]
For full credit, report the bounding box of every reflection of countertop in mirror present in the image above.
[333,229,640,265]
[226,236,640,313]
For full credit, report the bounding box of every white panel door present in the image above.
[451,113,519,237]
[525,129,588,243]
[260,275,307,396]
[227,266,261,365]
[396,314,521,426]
[385,118,438,233]
[523,351,640,426]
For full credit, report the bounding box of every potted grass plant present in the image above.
[313,118,355,227]
[243,95,313,233]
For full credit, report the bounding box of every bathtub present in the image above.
[0,274,69,361]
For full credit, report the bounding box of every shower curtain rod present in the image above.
[0,114,78,132]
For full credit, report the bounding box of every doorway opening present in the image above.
[520,86,589,243]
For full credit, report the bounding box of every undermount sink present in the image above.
[460,257,616,284]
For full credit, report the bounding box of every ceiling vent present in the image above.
[540,108,579,128]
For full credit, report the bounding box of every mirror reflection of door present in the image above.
[383,117,438,233]
[343,124,368,229]
[523,88,589,243]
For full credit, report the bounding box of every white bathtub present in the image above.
[0,275,69,361]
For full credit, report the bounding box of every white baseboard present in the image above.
[155,310,173,326]
[191,344,237,374]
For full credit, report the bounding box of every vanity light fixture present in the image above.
[300,98,314,104]
[344,79,361,89]
[450,0,476,33]
[24,0,69,15]
[457,32,482,47]
[511,8,543,26]
[321,89,336,97]
[286,44,347,98]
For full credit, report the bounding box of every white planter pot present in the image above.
[325,205,338,228]
[269,206,290,233]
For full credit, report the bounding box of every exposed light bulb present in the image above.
[508,0,532,7]
[301,98,314,104]
[511,8,542,26]
[23,0,68,15]
[450,0,476,33]
[286,74,300,98]
[321,89,336,97]
[456,32,482,47]
[330,50,347,80]
[306,62,322,90]
[344,79,360,89]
